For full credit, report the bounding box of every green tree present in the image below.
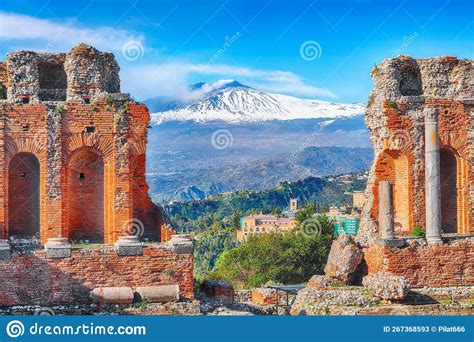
[208,216,334,289]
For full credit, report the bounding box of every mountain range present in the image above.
[144,80,372,202]
[146,80,365,123]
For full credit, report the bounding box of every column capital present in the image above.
[424,107,439,120]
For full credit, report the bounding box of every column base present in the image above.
[114,236,143,256]
[45,238,72,258]
[0,239,11,260]
[426,237,443,245]
[376,238,406,247]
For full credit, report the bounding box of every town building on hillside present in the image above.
[352,191,365,210]
[327,205,361,236]
[236,198,299,241]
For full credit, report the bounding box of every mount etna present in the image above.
[144,80,373,202]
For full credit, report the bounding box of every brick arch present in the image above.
[63,147,106,243]
[129,139,147,161]
[62,134,114,243]
[63,132,114,162]
[5,137,47,164]
[372,149,413,236]
[3,137,47,241]
[437,143,470,234]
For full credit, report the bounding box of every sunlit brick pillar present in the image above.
[43,105,63,242]
[424,108,442,245]
[111,104,133,244]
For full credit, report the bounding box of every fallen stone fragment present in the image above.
[90,287,134,304]
[362,272,411,300]
[324,234,364,284]
[306,275,333,290]
[135,284,180,303]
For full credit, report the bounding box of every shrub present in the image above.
[208,215,333,289]
[411,225,425,238]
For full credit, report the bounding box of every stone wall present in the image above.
[358,56,473,246]
[0,245,194,306]
[364,239,474,287]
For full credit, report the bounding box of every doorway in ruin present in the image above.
[440,148,457,233]
[66,148,104,243]
[376,151,411,235]
[8,153,40,238]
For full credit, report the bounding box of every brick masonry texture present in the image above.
[357,56,473,246]
[0,44,175,243]
[365,239,474,287]
[0,246,194,306]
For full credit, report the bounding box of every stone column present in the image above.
[378,181,395,240]
[424,108,442,245]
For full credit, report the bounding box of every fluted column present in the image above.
[424,108,442,245]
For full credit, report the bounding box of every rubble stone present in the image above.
[324,234,363,284]
[362,272,411,300]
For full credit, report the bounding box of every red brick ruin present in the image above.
[357,56,473,287]
[0,44,193,306]
[0,44,174,244]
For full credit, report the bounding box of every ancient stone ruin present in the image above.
[0,43,174,244]
[330,56,473,288]
[0,44,195,307]
[359,56,473,245]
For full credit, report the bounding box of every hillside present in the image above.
[166,171,368,233]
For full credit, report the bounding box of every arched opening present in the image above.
[66,148,104,243]
[8,153,40,238]
[440,148,457,233]
[374,151,411,235]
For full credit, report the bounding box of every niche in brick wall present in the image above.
[66,148,104,243]
[440,148,458,233]
[374,150,411,235]
[8,153,40,238]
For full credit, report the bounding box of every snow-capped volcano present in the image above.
[146,80,365,124]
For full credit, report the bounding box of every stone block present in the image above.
[362,272,411,300]
[324,234,363,284]
[0,240,11,260]
[375,238,406,247]
[135,284,180,303]
[166,235,193,254]
[115,236,143,256]
[44,238,71,259]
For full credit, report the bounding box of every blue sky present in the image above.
[0,0,472,102]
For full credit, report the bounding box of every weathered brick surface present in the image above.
[357,56,473,246]
[365,240,474,287]
[0,45,174,243]
[0,246,193,306]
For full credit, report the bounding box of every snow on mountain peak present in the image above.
[148,80,365,124]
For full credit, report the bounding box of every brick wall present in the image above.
[0,246,194,306]
[365,240,474,287]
